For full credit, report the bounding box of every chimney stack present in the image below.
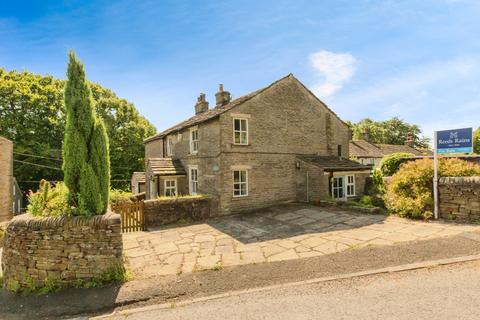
[194,93,209,115]
[405,132,415,148]
[215,84,231,107]
[362,128,370,142]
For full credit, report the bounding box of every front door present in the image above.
[332,176,345,200]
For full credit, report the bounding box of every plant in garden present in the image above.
[385,158,480,219]
[27,180,71,217]
[380,152,414,176]
[63,51,110,216]
[110,189,133,205]
[474,127,480,154]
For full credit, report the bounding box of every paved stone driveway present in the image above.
[123,204,480,278]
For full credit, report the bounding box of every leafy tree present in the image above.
[0,67,156,193]
[349,117,430,149]
[63,52,110,215]
[474,127,480,154]
[380,152,414,176]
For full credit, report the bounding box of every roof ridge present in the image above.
[144,74,295,143]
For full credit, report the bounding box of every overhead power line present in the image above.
[14,159,63,171]
[13,152,63,161]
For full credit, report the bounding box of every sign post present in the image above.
[433,127,473,219]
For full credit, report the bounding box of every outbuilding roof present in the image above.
[297,155,372,172]
[131,171,146,183]
[147,158,186,176]
[349,140,431,158]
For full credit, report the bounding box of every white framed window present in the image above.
[233,118,248,145]
[164,179,177,197]
[166,136,173,156]
[233,170,248,197]
[332,176,344,200]
[346,175,355,197]
[189,167,198,195]
[190,128,199,154]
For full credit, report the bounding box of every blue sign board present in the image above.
[436,127,473,154]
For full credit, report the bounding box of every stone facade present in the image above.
[0,137,14,222]
[439,177,480,222]
[144,75,370,214]
[1,213,123,291]
[144,197,218,227]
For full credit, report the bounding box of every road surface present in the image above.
[101,260,480,320]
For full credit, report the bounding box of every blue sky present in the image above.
[1,0,479,139]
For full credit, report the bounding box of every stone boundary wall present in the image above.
[439,177,480,222]
[144,197,218,227]
[1,212,123,291]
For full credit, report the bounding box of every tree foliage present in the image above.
[0,67,156,193]
[349,117,430,149]
[385,158,480,220]
[474,127,480,154]
[63,52,110,215]
[380,152,414,176]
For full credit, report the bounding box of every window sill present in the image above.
[232,195,249,200]
[231,143,250,147]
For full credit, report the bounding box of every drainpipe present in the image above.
[306,171,309,203]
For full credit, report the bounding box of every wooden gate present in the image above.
[112,201,145,233]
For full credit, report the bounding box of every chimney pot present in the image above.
[194,93,209,115]
[215,84,231,107]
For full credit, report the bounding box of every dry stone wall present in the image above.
[144,197,218,227]
[439,177,480,222]
[1,213,122,291]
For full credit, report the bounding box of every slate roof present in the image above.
[131,171,145,183]
[144,74,347,143]
[147,158,186,176]
[297,155,372,172]
[349,140,431,158]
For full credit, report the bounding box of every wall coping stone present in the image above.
[439,176,480,185]
[6,211,120,231]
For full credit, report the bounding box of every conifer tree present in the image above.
[63,51,110,216]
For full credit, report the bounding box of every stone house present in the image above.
[131,172,146,194]
[142,74,371,214]
[349,138,432,168]
[0,136,14,222]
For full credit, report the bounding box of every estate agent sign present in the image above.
[436,127,473,154]
[433,127,473,219]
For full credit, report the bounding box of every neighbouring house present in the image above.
[131,171,146,194]
[349,136,432,168]
[12,177,22,214]
[0,136,14,222]
[143,74,371,215]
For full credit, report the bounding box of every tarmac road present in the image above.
[103,259,480,320]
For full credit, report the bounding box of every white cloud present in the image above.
[309,50,357,98]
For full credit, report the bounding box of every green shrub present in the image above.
[380,152,414,176]
[110,189,133,205]
[372,169,385,194]
[27,180,71,217]
[385,158,480,219]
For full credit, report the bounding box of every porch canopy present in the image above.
[148,158,186,176]
[297,155,372,172]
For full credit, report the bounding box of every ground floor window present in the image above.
[332,176,344,199]
[189,167,198,195]
[346,175,355,197]
[332,174,356,199]
[164,179,177,197]
[233,170,248,197]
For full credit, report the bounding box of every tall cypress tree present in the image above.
[63,51,110,216]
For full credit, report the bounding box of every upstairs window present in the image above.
[190,128,199,154]
[233,170,248,197]
[166,136,173,156]
[233,118,248,145]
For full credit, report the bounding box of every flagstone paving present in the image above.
[122,204,480,278]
